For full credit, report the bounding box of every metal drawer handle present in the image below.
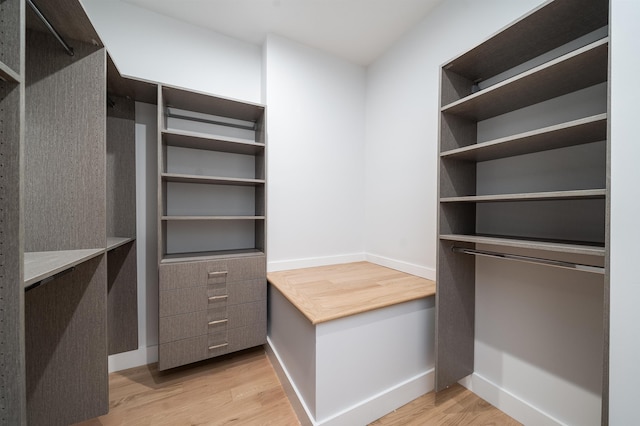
[208,319,228,326]
[208,295,228,301]
[208,343,228,350]
[208,271,228,278]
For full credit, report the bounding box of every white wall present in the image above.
[81,0,262,103]
[609,0,640,423]
[264,35,366,271]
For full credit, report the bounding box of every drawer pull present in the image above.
[208,343,228,350]
[208,295,228,301]
[208,271,228,278]
[208,319,228,326]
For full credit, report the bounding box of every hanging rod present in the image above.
[166,109,256,131]
[27,0,75,57]
[25,267,76,292]
[451,246,605,275]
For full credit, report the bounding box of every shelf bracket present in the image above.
[25,267,76,292]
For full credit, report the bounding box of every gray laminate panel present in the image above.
[158,323,266,371]
[439,203,476,236]
[24,0,102,47]
[444,0,608,82]
[161,173,265,186]
[107,95,136,239]
[107,241,139,355]
[107,55,157,104]
[25,255,108,425]
[435,240,475,391]
[163,129,266,155]
[0,0,23,75]
[24,248,104,288]
[0,70,26,425]
[24,31,106,252]
[162,85,264,123]
[442,40,609,121]
[159,255,266,291]
[439,158,476,199]
[161,248,265,263]
[159,300,267,344]
[159,278,266,317]
[440,113,477,152]
[441,189,606,203]
[440,69,474,107]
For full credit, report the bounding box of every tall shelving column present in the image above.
[157,85,267,370]
[0,0,26,423]
[435,0,610,423]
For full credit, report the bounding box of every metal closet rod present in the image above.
[27,0,75,57]
[451,246,605,275]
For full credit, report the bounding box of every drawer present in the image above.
[157,322,267,371]
[159,256,266,291]
[159,278,265,317]
[159,300,266,344]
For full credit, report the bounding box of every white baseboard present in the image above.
[267,338,433,426]
[365,253,436,280]
[459,373,565,426]
[108,345,158,373]
[267,253,366,272]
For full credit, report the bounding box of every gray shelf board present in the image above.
[107,55,157,104]
[0,60,21,83]
[161,248,265,264]
[162,85,264,122]
[161,173,265,186]
[107,237,134,251]
[24,248,104,288]
[163,129,265,155]
[440,114,607,161]
[441,189,606,203]
[440,234,605,257]
[443,0,608,82]
[162,215,266,221]
[442,38,608,121]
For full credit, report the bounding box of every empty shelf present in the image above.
[441,189,606,203]
[0,61,21,83]
[440,234,605,257]
[161,248,265,263]
[107,237,134,251]
[441,114,607,161]
[163,129,265,155]
[442,39,608,121]
[162,173,265,186]
[162,215,265,221]
[24,248,104,289]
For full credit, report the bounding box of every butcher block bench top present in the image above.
[267,261,436,325]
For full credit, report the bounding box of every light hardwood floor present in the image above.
[74,347,520,425]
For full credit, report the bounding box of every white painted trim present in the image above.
[365,253,436,280]
[108,345,158,373]
[267,253,366,272]
[317,370,433,426]
[459,373,566,426]
[267,337,318,425]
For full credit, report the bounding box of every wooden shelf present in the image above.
[24,248,104,290]
[0,61,21,83]
[444,0,608,82]
[107,237,134,251]
[162,85,264,122]
[161,248,265,264]
[442,39,608,121]
[163,129,265,155]
[441,189,605,203]
[441,114,607,161]
[162,173,265,186]
[440,234,605,257]
[162,215,265,221]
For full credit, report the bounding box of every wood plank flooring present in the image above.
[74,346,520,426]
[267,262,436,324]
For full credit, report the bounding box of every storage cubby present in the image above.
[435,0,610,423]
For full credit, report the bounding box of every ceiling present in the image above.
[123,0,443,65]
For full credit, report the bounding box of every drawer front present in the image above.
[159,300,266,344]
[159,278,265,317]
[157,323,267,371]
[159,256,266,291]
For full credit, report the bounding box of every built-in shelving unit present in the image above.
[435,0,610,423]
[156,85,267,370]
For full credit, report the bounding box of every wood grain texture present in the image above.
[0,67,27,425]
[107,241,139,355]
[163,128,266,155]
[107,55,157,104]
[107,95,136,239]
[267,262,436,325]
[440,234,606,256]
[24,30,106,251]
[444,0,608,82]
[0,0,24,75]
[24,248,104,288]
[25,0,102,47]
[25,255,108,425]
